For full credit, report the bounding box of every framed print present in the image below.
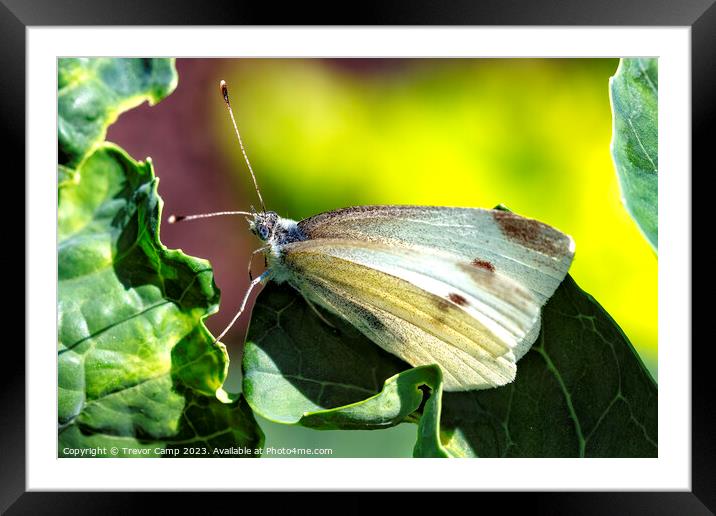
[6,0,711,512]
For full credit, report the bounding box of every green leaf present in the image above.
[58,58,178,167]
[58,144,263,456]
[610,58,658,250]
[243,276,657,457]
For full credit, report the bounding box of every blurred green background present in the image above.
[110,58,657,458]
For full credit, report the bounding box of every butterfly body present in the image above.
[249,211,306,278]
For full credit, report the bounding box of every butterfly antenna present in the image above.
[167,210,253,224]
[220,80,266,213]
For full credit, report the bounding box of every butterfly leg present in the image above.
[302,294,337,329]
[214,270,271,344]
[247,245,270,281]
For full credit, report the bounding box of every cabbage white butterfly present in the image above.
[169,80,575,392]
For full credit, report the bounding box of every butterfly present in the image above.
[169,80,575,392]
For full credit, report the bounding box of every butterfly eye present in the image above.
[258,226,270,240]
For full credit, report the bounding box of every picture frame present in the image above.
[6,0,709,511]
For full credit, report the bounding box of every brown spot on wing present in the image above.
[457,262,534,305]
[448,293,469,306]
[471,258,495,272]
[433,297,451,312]
[492,210,570,257]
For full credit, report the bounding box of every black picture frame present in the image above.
[5,0,709,512]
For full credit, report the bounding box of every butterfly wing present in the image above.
[279,238,541,391]
[297,205,573,361]
[298,206,575,303]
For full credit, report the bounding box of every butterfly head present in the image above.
[249,211,280,242]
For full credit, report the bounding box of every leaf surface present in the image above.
[58,144,263,456]
[610,58,658,250]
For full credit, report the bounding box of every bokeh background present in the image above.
[108,58,657,457]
